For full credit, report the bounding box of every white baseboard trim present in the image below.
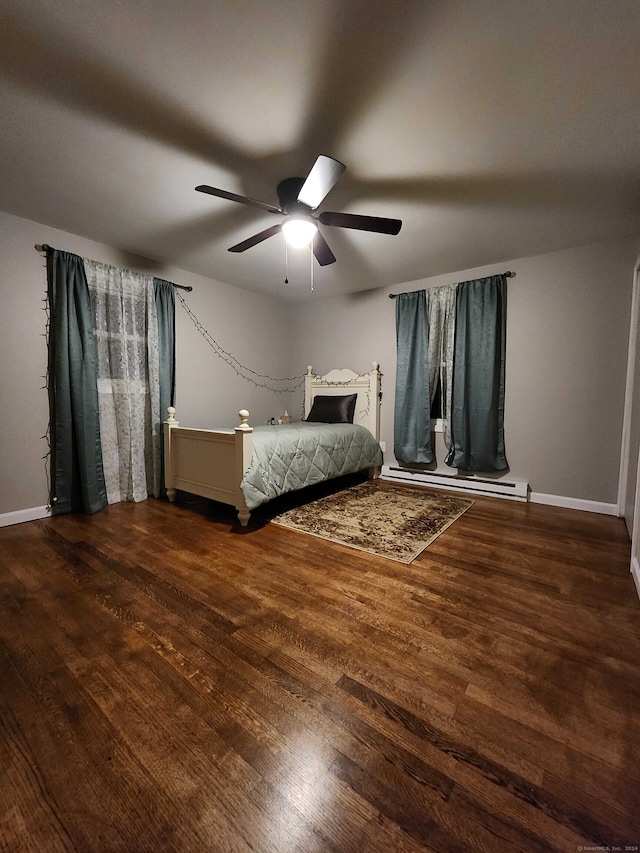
[631,555,640,601]
[529,492,619,516]
[0,505,51,528]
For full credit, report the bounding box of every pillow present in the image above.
[306,394,357,424]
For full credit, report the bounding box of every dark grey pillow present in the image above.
[306,394,358,424]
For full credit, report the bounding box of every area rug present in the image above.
[270,480,473,563]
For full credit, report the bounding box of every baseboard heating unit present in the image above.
[381,465,529,501]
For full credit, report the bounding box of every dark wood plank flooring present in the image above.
[1,483,640,852]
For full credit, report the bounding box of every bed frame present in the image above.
[163,362,381,526]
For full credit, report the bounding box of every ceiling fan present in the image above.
[195,155,402,266]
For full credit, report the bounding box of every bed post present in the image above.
[164,407,179,502]
[234,410,253,526]
[370,361,381,441]
[369,362,382,479]
[304,365,314,419]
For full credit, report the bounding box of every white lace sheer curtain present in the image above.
[426,284,457,449]
[84,259,161,504]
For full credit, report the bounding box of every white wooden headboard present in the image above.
[303,362,381,441]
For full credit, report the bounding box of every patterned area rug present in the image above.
[270,480,473,563]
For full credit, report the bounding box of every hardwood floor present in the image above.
[1,483,639,852]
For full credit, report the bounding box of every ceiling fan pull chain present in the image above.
[310,244,314,292]
[284,240,289,285]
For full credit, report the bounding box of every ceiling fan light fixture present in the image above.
[196,154,401,266]
[282,216,317,248]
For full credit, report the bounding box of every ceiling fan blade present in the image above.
[196,185,282,214]
[319,211,402,235]
[228,223,283,253]
[297,156,346,210]
[312,231,336,266]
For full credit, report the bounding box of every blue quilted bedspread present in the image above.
[240,422,383,510]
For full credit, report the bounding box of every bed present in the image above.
[163,363,383,525]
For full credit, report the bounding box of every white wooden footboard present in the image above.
[164,408,253,526]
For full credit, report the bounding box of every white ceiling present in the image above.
[1,0,639,302]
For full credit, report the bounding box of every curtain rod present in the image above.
[388,270,514,298]
[34,244,193,292]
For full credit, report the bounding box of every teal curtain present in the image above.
[47,248,108,514]
[394,290,433,464]
[154,278,176,416]
[153,279,176,497]
[445,275,509,472]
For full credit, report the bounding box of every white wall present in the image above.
[0,209,293,517]
[290,236,640,506]
[172,263,294,431]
